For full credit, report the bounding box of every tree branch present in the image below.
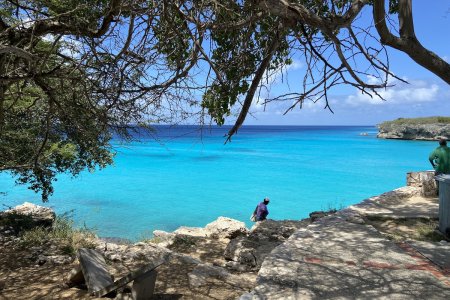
[259,0,369,30]
[226,32,281,141]
[398,0,416,39]
[27,0,122,38]
[373,0,450,84]
[0,46,34,61]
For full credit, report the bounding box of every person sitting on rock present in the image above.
[429,138,450,175]
[256,198,270,221]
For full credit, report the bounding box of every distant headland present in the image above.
[377,117,450,140]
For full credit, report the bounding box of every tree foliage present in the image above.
[1,0,449,200]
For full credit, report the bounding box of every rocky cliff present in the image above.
[377,122,450,140]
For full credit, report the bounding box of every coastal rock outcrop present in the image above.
[224,219,310,271]
[153,217,248,247]
[377,122,450,140]
[0,202,55,231]
[205,217,248,239]
[309,210,337,222]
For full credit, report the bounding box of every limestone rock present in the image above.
[377,123,450,140]
[169,217,248,241]
[149,230,174,247]
[224,237,258,268]
[2,202,55,229]
[250,219,307,240]
[225,261,251,272]
[422,178,438,197]
[224,220,309,271]
[114,293,133,300]
[100,241,172,265]
[174,226,207,237]
[38,254,73,265]
[188,263,230,288]
[407,171,437,197]
[66,265,85,286]
[188,263,254,289]
[153,230,173,239]
[103,242,127,252]
[309,210,336,222]
[336,209,365,224]
[204,217,248,239]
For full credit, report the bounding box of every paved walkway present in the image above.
[241,187,450,299]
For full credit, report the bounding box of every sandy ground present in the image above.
[0,233,256,300]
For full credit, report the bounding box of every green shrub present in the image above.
[169,235,198,250]
[20,215,97,255]
[380,116,450,126]
[416,220,443,242]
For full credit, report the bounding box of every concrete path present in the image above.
[348,186,439,219]
[242,187,450,299]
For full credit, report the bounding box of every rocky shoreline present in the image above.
[0,202,335,299]
[377,122,450,140]
[0,171,444,299]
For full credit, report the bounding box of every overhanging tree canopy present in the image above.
[1,0,449,200]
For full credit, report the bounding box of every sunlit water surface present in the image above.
[0,126,434,240]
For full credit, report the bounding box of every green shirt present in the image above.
[429,145,450,174]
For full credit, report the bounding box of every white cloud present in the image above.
[262,59,303,84]
[251,97,267,112]
[345,78,440,106]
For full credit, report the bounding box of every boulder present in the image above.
[336,209,365,224]
[1,202,55,232]
[169,217,248,240]
[309,210,336,222]
[204,217,248,239]
[224,220,309,271]
[249,219,307,240]
[174,226,207,237]
[224,236,258,269]
[152,230,175,247]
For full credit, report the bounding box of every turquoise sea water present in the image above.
[0,126,435,240]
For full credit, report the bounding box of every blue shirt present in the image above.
[256,202,269,221]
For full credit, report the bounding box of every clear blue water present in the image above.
[0,126,435,240]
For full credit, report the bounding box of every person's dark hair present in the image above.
[263,197,270,204]
[439,138,447,146]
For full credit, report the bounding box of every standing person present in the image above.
[256,198,270,221]
[429,138,450,175]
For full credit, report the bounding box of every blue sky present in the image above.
[240,1,450,126]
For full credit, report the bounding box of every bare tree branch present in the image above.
[373,0,450,84]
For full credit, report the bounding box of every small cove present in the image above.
[0,125,435,240]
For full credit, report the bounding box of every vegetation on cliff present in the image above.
[379,117,450,126]
[377,117,450,140]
